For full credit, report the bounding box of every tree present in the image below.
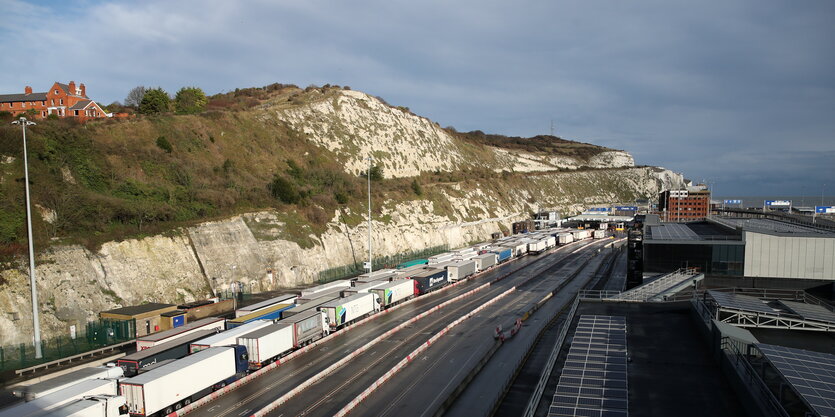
[138,88,171,115]
[369,165,384,181]
[174,86,207,114]
[125,86,147,107]
[268,175,301,204]
[411,178,423,196]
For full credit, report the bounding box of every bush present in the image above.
[369,165,384,181]
[156,136,173,153]
[411,179,423,196]
[139,88,171,115]
[268,175,300,204]
[174,87,207,115]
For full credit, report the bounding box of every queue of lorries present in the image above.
[2,226,604,417]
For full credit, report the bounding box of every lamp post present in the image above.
[12,117,42,359]
[366,155,373,274]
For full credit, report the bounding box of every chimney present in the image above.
[24,86,32,95]
[80,83,86,97]
[68,81,76,95]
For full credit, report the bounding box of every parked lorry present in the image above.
[234,294,296,318]
[118,329,217,377]
[593,230,607,239]
[0,378,119,417]
[409,268,449,295]
[446,260,476,282]
[190,320,272,353]
[120,346,249,416]
[283,310,329,347]
[558,233,574,245]
[473,253,497,271]
[427,253,453,264]
[526,238,548,254]
[43,395,127,417]
[135,317,225,350]
[237,322,294,370]
[369,279,414,308]
[342,281,386,296]
[12,365,123,401]
[282,294,339,318]
[226,303,294,328]
[491,247,513,263]
[300,279,351,297]
[319,292,378,329]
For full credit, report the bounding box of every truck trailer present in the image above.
[283,310,329,347]
[369,279,414,308]
[43,395,127,417]
[12,366,123,401]
[318,292,378,329]
[409,268,448,295]
[226,303,294,328]
[237,322,294,369]
[118,329,217,377]
[190,320,272,353]
[491,247,513,263]
[0,379,118,417]
[234,294,296,318]
[281,294,339,318]
[446,260,476,282]
[135,317,225,350]
[299,279,351,297]
[473,253,497,271]
[593,230,607,239]
[120,346,248,416]
[558,233,574,245]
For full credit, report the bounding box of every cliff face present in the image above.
[0,166,683,345]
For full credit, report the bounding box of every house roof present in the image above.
[0,92,48,103]
[69,99,93,110]
[54,82,87,98]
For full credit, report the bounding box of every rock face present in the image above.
[0,166,683,345]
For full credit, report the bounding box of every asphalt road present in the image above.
[191,240,595,417]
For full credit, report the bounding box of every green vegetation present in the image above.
[174,87,208,115]
[452,130,614,161]
[138,88,171,115]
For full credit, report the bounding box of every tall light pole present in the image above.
[366,155,373,274]
[12,117,42,359]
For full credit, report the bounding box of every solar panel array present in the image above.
[648,223,700,241]
[549,315,628,417]
[708,290,775,314]
[756,343,835,417]
[777,300,835,325]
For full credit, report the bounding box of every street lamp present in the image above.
[12,117,42,359]
[366,155,373,274]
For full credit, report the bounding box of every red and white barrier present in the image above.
[333,286,518,417]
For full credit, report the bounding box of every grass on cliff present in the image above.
[451,129,616,161]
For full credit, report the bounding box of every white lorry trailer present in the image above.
[369,279,414,308]
[135,317,225,350]
[189,319,272,353]
[43,395,127,417]
[12,365,123,401]
[0,378,118,417]
[446,260,476,282]
[120,345,249,416]
[318,292,378,329]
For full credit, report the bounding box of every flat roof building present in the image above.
[100,303,177,337]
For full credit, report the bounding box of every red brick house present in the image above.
[0,81,108,121]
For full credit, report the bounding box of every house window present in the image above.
[59,99,63,105]
[42,111,46,116]
[51,99,54,106]
[55,90,59,94]
[74,110,79,116]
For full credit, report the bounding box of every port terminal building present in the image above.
[636,214,835,289]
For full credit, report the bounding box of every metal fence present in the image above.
[0,319,135,374]
[317,244,450,283]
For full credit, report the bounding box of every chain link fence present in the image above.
[0,319,135,374]
[318,244,450,283]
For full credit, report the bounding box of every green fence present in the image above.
[0,319,134,374]
[318,244,450,283]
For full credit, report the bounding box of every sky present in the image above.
[1,0,833,197]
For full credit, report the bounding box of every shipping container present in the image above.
[409,268,448,295]
[283,310,329,347]
[237,322,294,369]
[396,259,428,269]
[319,292,378,329]
[473,253,497,271]
[120,346,248,416]
[12,366,123,401]
[0,379,118,417]
[226,303,294,328]
[135,317,225,350]
[558,233,574,245]
[446,260,476,282]
[300,280,351,297]
[118,329,218,377]
[369,279,414,308]
[281,294,339,318]
[42,395,126,417]
[234,294,297,318]
[190,320,272,353]
[593,230,606,239]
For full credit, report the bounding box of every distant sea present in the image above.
[714,196,835,209]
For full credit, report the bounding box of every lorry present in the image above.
[226,303,294,328]
[354,269,396,281]
[342,281,387,296]
[491,247,513,263]
[0,378,119,417]
[593,230,607,239]
[237,322,294,369]
[446,260,476,282]
[42,395,127,417]
[234,294,296,318]
[572,229,591,240]
[369,279,414,308]
[427,253,453,265]
[189,320,272,353]
[558,233,574,245]
[318,292,378,329]
[283,310,329,347]
[135,317,225,350]
[473,253,497,271]
[299,279,351,297]
[12,365,123,401]
[409,268,448,295]
[281,294,339,318]
[117,329,218,377]
[120,346,249,416]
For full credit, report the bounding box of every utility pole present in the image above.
[12,117,42,359]
[367,155,373,274]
